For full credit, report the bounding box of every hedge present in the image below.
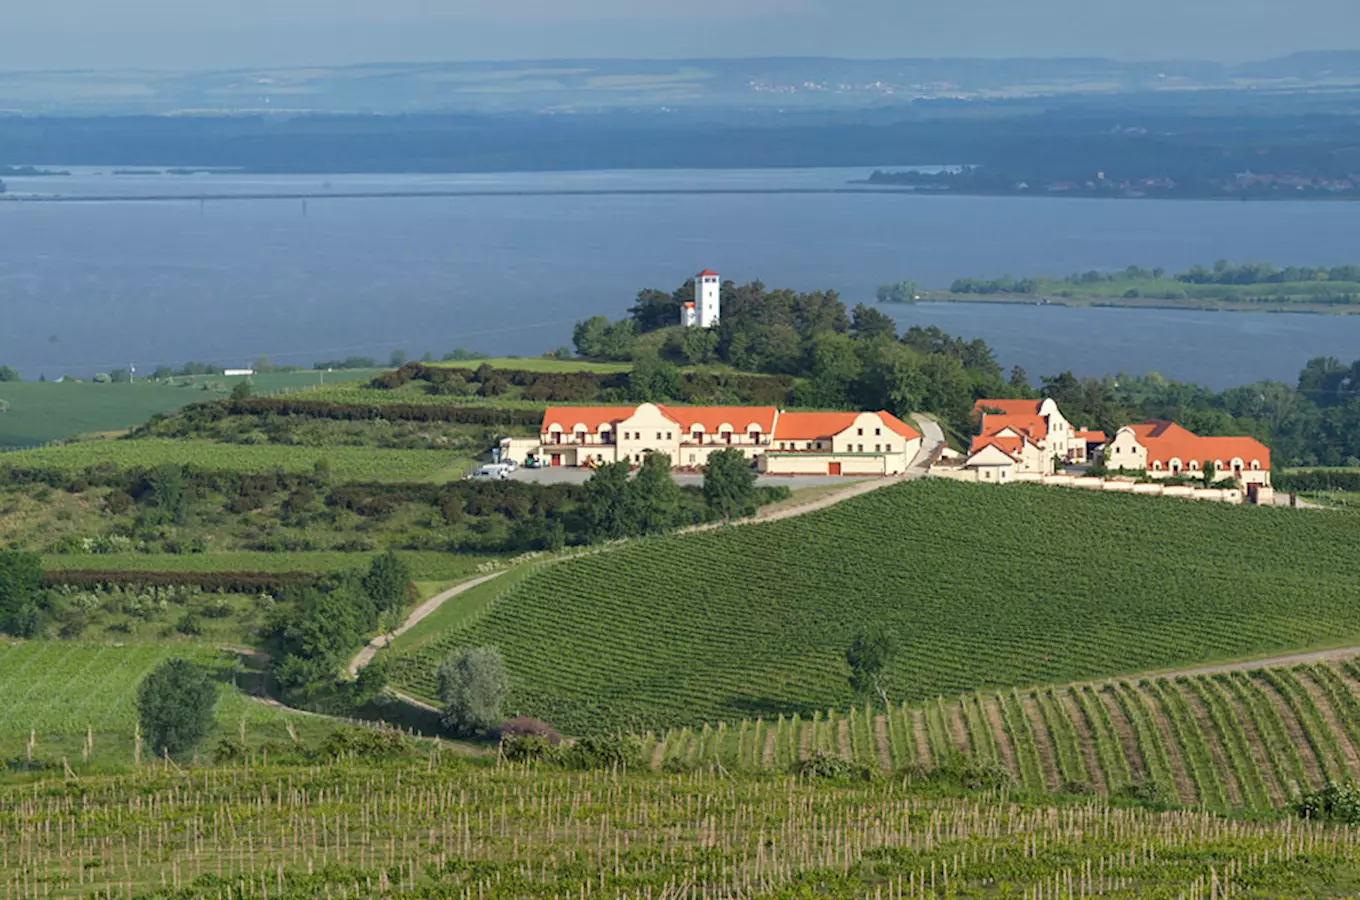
[1274,471,1360,493]
[44,570,322,592]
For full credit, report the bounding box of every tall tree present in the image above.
[436,647,510,737]
[583,462,636,542]
[846,625,896,710]
[851,303,897,341]
[0,550,42,637]
[703,449,758,523]
[631,453,681,535]
[137,658,218,758]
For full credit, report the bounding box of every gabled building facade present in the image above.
[517,403,922,475]
[1105,421,1271,487]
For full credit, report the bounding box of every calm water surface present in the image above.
[3,167,1360,387]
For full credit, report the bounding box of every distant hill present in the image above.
[3,53,1360,115]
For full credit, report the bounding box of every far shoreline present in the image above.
[900,293,1360,317]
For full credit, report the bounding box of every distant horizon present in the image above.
[4,48,1357,75]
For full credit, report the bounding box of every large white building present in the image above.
[501,403,923,476]
[681,269,722,329]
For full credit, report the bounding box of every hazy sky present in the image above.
[7,0,1357,70]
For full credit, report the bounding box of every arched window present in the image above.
[1251,460,1261,470]
[1152,461,1163,471]
[1189,460,1199,471]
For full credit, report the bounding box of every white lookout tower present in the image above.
[686,268,721,328]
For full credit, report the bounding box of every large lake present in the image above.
[4,166,1360,389]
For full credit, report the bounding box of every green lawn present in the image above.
[4,438,474,482]
[0,371,384,448]
[391,479,1360,732]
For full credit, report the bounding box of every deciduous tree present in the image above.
[436,646,510,737]
[137,658,218,758]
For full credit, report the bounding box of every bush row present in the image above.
[1274,471,1360,493]
[375,362,798,406]
[44,570,321,592]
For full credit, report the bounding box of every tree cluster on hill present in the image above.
[267,551,413,697]
[572,280,1012,434]
[948,261,1360,299]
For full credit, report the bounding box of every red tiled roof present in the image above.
[683,302,695,308]
[973,399,1043,417]
[1076,430,1107,443]
[660,405,778,434]
[697,269,720,278]
[1124,421,1271,470]
[968,435,1026,460]
[979,413,1049,442]
[541,407,633,433]
[774,411,921,442]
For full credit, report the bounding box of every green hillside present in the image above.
[392,480,1360,731]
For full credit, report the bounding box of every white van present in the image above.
[468,463,513,481]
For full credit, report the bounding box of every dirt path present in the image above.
[910,708,932,768]
[1097,689,1148,782]
[1177,684,1243,808]
[982,696,1019,775]
[1296,669,1360,780]
[1250,675,1325,790]
[872,716,893,772]
[1019,694,1061,791]
[762,724,778,768]
[1132,685,1198,806]
[1216,683,1285,807]
[1124,646,1360,683]
[1059,689,1107,795]
[347,572,504,677]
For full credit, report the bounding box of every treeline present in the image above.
[949,262,1360,296]
[373,362,798,406]
[1273,471,1360,493]
[573,280,1011,434]
[146,397,545,431]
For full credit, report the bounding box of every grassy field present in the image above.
[646,658,1360,811]
[3,438,474,482]
[391,480,1360,732]
[0,371,384,448]
[4,759,1360,898]
[0,640,325,765]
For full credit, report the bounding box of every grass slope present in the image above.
[4,438,472,482]
[392,480,1360,731]
[0,371,384,448]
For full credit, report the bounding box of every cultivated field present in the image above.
[0,640,317,763]
[391,480,1360,731]
[647,659,1360,811]
[2,438,473,483]
[4,760,1359,898]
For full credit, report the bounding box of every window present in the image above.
[656,432,662,441]
[858,444,864,453]
[875,444,881,453]
[1251,460,1261,470]
[886,444,893,452]
[875,428,882,436]
[806,442,813,450]
[666,432,673,440]
[857,428,864,436]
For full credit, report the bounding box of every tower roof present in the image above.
[696,269,720,278]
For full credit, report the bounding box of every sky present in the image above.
[5,0,1357,70]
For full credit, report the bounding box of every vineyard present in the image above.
[0,640,315,762]
[4,759,1360,899]
[390,480,1360,732]
[2,438,472,483]
[641,659,1360,811]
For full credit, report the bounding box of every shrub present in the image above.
[797,750,876,782]
[435,647,510,737]
[318,727,412,761]
[1296,781,1360,824]
[566,733,645,770]
[498,716,562,745]
[137,658,218,758]
[502,736,561,764]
